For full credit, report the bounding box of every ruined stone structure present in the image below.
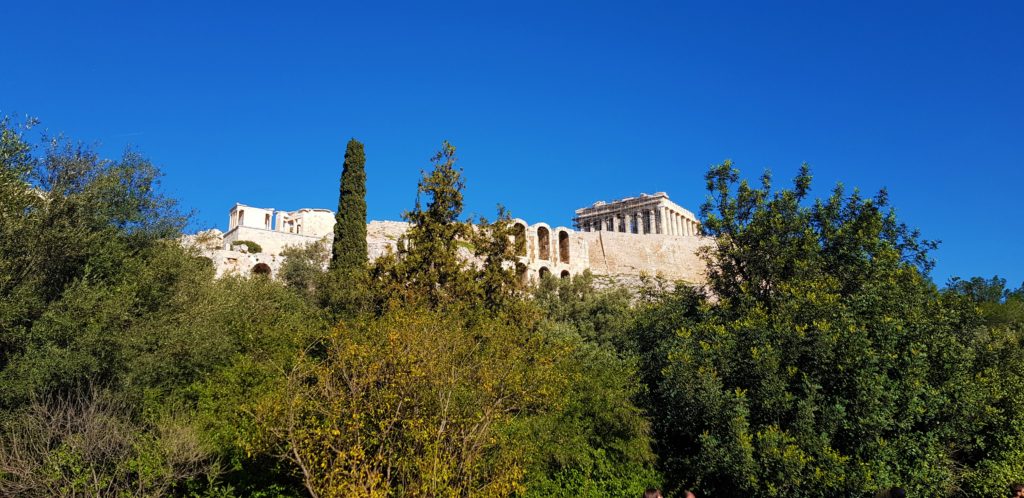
[186,192,711,287]
[510,219,590,282]
[574,192,701,237]
[223,203,335,255]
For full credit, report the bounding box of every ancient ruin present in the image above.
[574,192,701,236]
[185,193,711,286]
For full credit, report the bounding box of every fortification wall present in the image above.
[581,231,711,285]
[190,203,711,286]
[223,226,326,255]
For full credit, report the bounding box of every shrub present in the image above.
[231,240,263,253]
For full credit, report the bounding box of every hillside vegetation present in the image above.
[1,118,1022,497]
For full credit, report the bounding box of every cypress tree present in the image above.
[330,138,367,271]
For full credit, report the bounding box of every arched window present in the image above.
[513,223,527,257]
[537,226,550,261]
[558,230,570,263]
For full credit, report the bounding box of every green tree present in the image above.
[944,276,1024,329]
[469,205,526,310]
[370,141,473,309]
[330,138,367,272]
[0,117,329,495]
[399,141,470,302]
[633,161,1024,496]
[248,308,568,498]
[0,119,187,408]
[279,241,329,297]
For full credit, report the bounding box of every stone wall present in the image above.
[276,208,335,237]
[189,202,710,287]
[511,219,590,283]
[366,220,409,260]
[223,225,326,255]
[581,231,711,285]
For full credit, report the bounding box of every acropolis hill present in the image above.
[183,192,711,286]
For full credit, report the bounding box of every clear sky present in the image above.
[3,1,1022,287]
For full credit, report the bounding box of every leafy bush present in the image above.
[230,240,263,254]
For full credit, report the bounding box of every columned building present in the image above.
[573,192,700,236]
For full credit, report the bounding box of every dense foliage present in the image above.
[2,117,1022,497]
[627,162,1024,496]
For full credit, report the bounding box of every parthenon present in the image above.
[573,192,701,236]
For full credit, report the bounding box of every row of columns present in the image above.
[662,207,701,236]
[580,209,699,236]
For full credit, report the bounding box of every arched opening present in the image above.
[560,270,570,279]
[537,226,550,261]
[513,223,527,257]
[558,230,570,263]
[516,263,528,285]
[539,267,551,280]
[252,263,272,277]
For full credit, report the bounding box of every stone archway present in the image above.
[560,270,570,279]
[537,226,550,261]
[539,267,551,280]
[558,230,570,264]
[252,263,272,276]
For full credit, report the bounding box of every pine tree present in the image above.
[397,141,470,304]
[330,138,367,272]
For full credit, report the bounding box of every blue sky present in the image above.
[3,1,1022,286]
